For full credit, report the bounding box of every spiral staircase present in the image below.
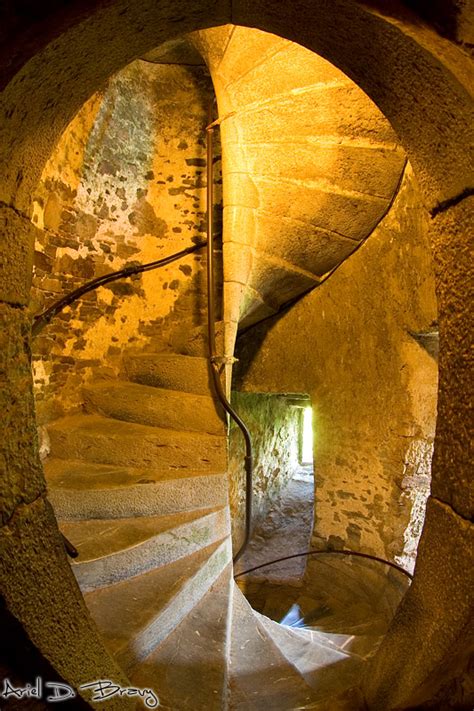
[38,24,411,710]
[41,350,408,710]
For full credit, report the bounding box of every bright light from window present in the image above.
[302,406,313,464]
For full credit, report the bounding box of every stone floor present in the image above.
[234,467,410,658]
[233,467,315,583]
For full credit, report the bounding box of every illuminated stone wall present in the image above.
[235,164,438,568]
[30,60,220,424]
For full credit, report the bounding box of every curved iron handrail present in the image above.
[32,240,206,559]
[32,241,207,337]
[234,548,413,580]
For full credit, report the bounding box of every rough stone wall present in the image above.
[0,3,472,708]
[234,164,438,568]
[228,392,300,549]
[30,59,220,424]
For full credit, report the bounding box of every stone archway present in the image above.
[0,2,472,708]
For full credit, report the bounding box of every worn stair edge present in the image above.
[66,506,230,592]
[83,381,225,435]
[48,474,227,520]
[87,537,232,674]
[123,354,214,396]
[47,414,227,471]
[130,564,234,711]
[229,584,323,710]
[47,469,228,520]
[271,612,385,659]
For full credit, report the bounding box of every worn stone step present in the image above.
[47,414,227,471]
[229,585,323,710]
[85,537,232,674]
[181,320,225,358]
[255,612,364,699]
[226,171,386,242]
[45,458,228,519]
[224,83,397,145]
[62,506,230,592]
[124,353,213,395]
[131,564,233,711]
[83,381,225,435]
[225,142,405,200]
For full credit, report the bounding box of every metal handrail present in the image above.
[234,547,413,580]
[32,241,207,337]
[32,240,207,559]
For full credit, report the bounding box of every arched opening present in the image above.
[0,4,471,710]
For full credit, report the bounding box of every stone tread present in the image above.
[124,353,213,395]
[44,458,225,488]
[255,611,356,659]
[44,459,228,520]
[47,414,226,471]
[62,508,221,561]
[84,537,232,673]
[255,612,364,698]
[229,585,326,710]
[131,564,233,711]
[62,506,230,591]
[83,380,225,435]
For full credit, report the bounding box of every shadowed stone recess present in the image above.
[0,206,38,305]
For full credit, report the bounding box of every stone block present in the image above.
[243,143,405,200]
[0,304,45,525]
[430,197,474,520]
[363,496,474,710]
[218,25,289,86]
[247,249,319,305]
[0,205,38,305]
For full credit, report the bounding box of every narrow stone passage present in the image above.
[234,466,314,583]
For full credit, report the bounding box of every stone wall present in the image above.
[30,59,220,425]
[234,164,438,568]
[0,3,472,708]
[229,392,300,549]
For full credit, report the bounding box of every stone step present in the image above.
[131,564,233,711]
[45,458,228,519]
[255,612,364,699]
[225,171,386,242]
[47,414,227,471]
[257,611,359,658]
[85,537,232,674]
[83,381,225,435]
[229,585,323,710]
[62,506,230,592]
[124,353,213,395]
